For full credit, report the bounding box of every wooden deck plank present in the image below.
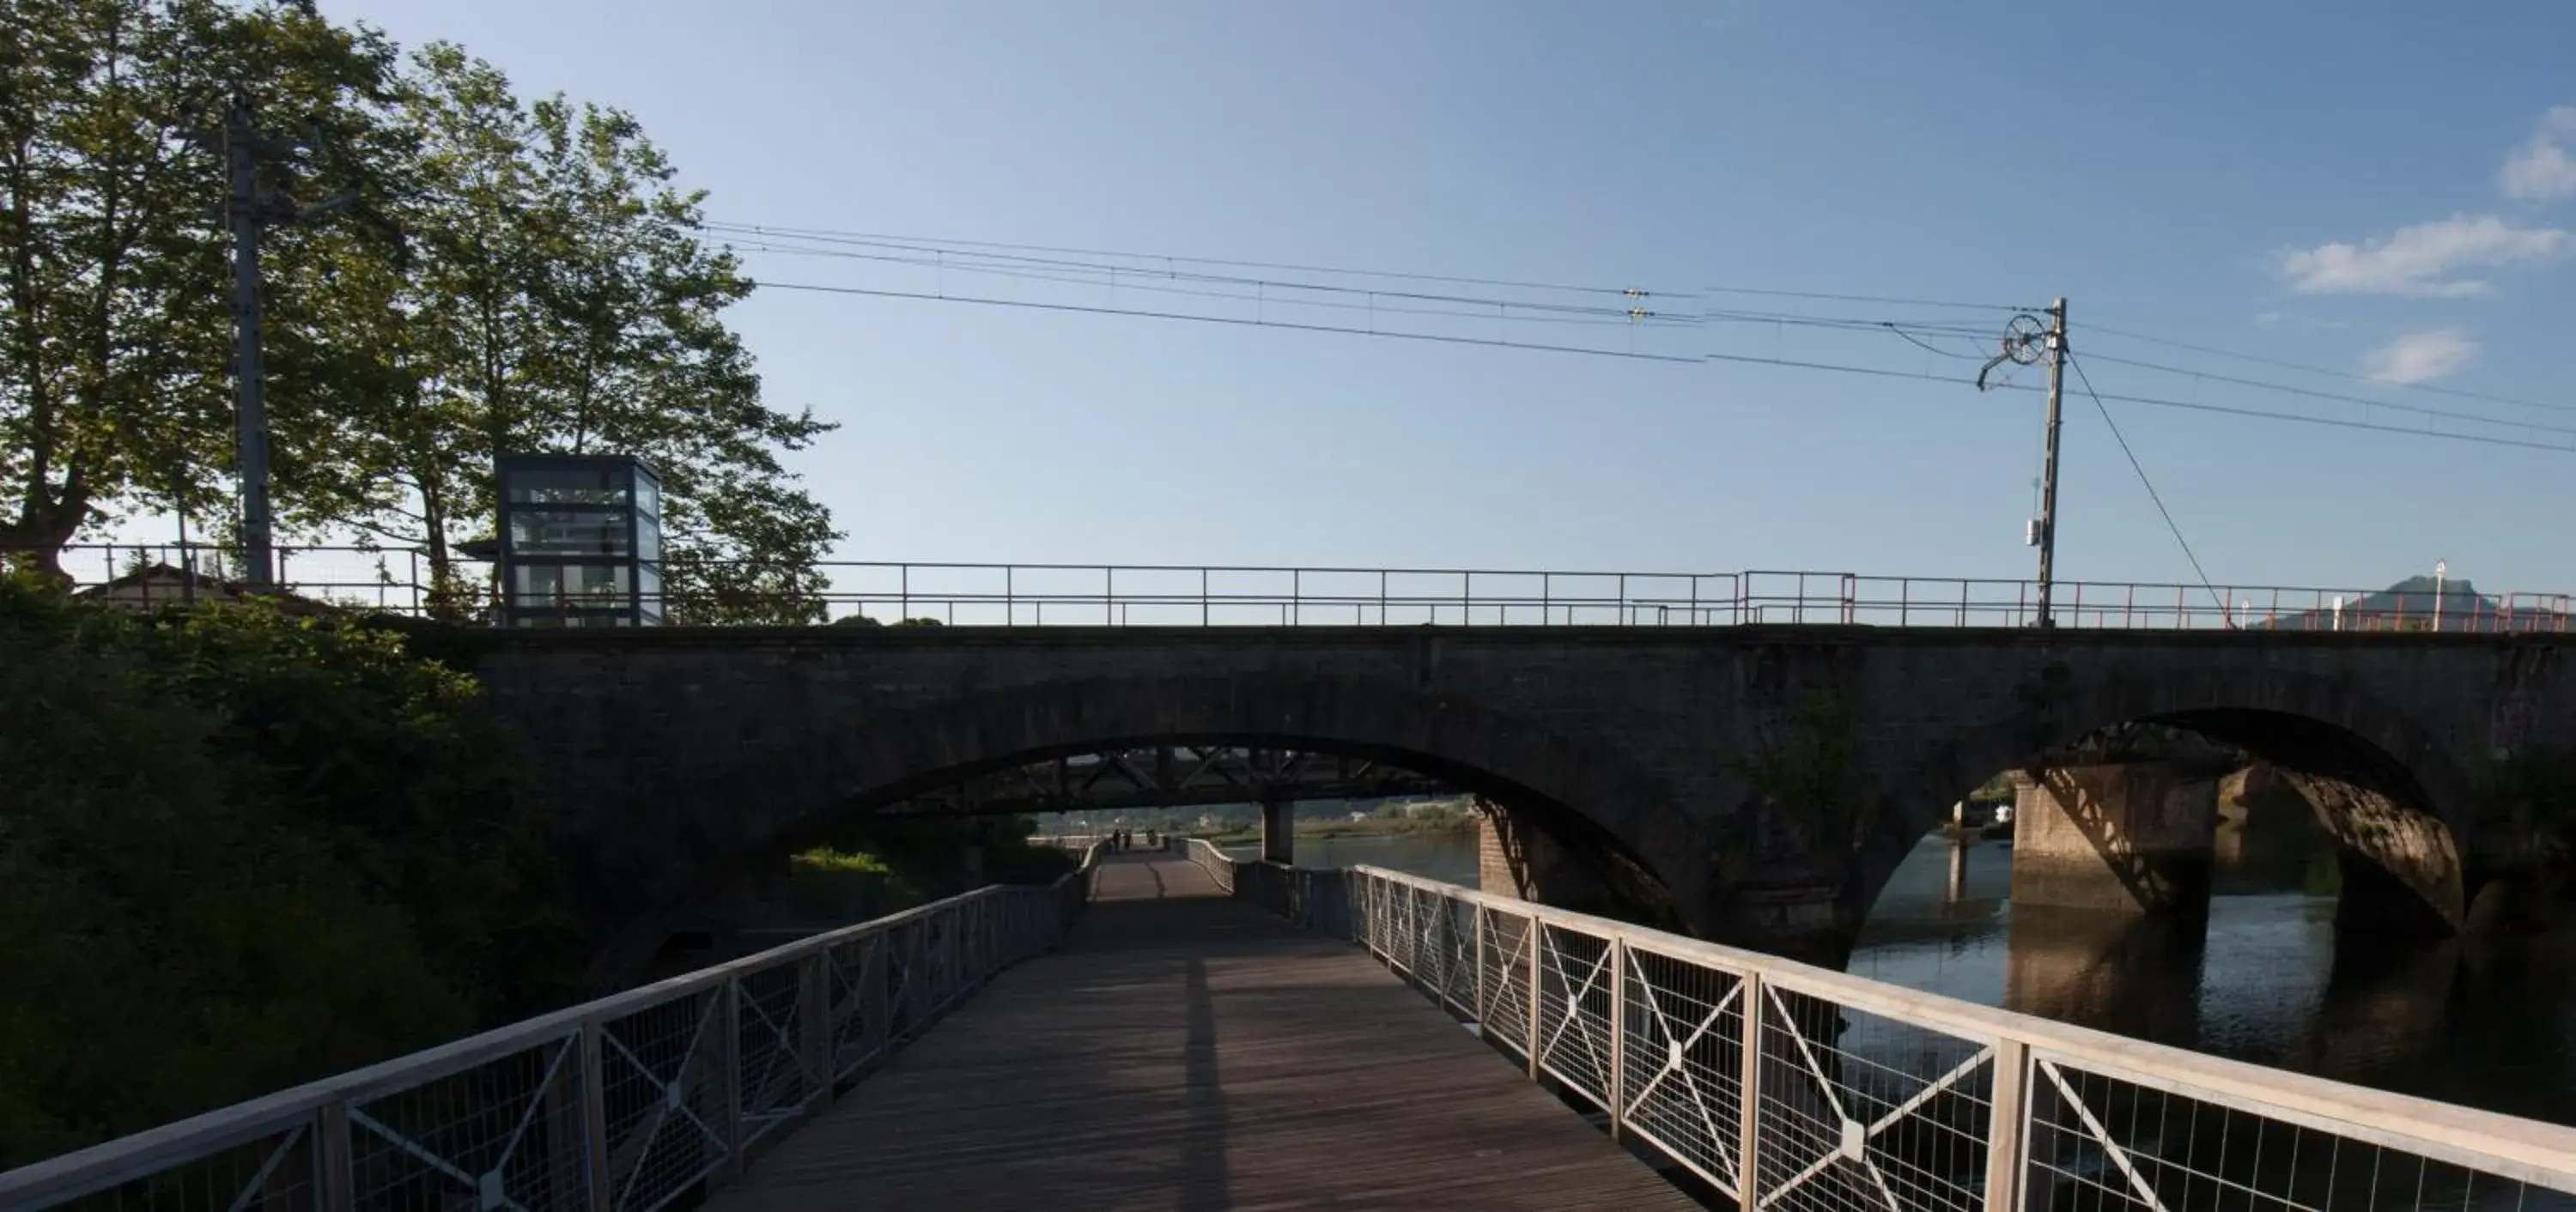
[702,853,1702,1210]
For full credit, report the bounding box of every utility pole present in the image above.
[1976,297,2070,628]
[2034,297,2069,628]
[200,85,355,592]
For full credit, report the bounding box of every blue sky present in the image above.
[323,0,2576,596]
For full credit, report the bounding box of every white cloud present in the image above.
[2501,106,2576,201]
[2365,329,2479,385]
[2275,214,2572,296]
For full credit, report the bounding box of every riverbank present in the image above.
[1197,812,1478,847]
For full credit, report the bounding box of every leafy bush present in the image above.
[0,578,580,1166]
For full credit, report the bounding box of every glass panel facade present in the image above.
[510,508,632,556]
[505,466,632,506]
[512,562,634,608]
[496,454,662,627]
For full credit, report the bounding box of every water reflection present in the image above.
[1321,821,2576,1129]
[1851,832,2576,1127]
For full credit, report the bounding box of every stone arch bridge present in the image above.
[449,625,2576,981]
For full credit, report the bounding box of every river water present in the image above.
[1243,827,2576,1130]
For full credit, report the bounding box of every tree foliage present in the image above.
[3,4,839,621]
[0,0,394,568]
[0,577,581,1165]
[1723,692,1862,867]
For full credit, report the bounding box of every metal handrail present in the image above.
[24,543,2574,634]
[1341,864,2576,1208]
[0,841,1110,1212]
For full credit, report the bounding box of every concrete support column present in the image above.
[1475,800,1611,911]
[2009,763,2217,916]
[1260,794,1294,865]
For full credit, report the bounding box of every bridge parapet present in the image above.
[37,543,2576,633]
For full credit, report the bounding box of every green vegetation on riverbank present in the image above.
[783,817,1077,923]
[1196,798,1479,846]
[0,579,582,1167]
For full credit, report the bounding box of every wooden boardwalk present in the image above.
[704,853,1701,1211]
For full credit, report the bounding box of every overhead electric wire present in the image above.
[2083,320,2576,418]
[1699,284,2043,312]
[2074,383,2576,454]
[722,231,1688,321]
[2068,355,2229,620]
[726,238,1703,330]
[2076,349,2576,439]
[750,279,1705,363]
[708,219,1694,300]
[738,231,2574,456]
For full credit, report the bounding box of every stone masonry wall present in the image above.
[465,625,2576,973]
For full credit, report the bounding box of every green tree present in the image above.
[0,0,393,573]
[7,13,839,621]
[303,45,837,622]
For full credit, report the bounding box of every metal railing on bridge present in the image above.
[0,844,1107,1212]
[27,543,2576,633]
[1331,862,2576,1210]
[1176,840,2576,1209]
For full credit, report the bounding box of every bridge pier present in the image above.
[1475,801,1612,910]
[2009,764,2219,916]
[1260,794,1294,865]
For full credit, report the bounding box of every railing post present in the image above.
[1984,1038,2029,1210]
[717,979,746,1178]
[1473,906,1488,1029]
[580,1019,612,1212]
[313,1100,355,1212]
[1607,937,1626,1142]
[799,952,830,1112]
[1525,912,1544,1081]
[1737,969,1764,1212]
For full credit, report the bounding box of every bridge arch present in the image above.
[586,672,1710,985]
[1855,664,2479,941]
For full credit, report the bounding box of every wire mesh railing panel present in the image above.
[1478,907,1535,1060]
[27,1118,319,1212]
[1405,886,1454,997]
[594,991,728,1212]
[2021,1057,2576,1211]
[1752,982,1994,1212]
[824,930,889,1080]
[730,962,817,1148]
[343,1032,589,1212]
[1534,923,1617,1109]
[1620,943,1749,1199]
[1436,896,1479,1015]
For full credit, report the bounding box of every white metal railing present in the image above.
[0,845,1108,1212]
[30,544,2576,633]
[1342,864,2576,1211]
[1182,837,1237,893]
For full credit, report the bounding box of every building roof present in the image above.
[73,563,337,616]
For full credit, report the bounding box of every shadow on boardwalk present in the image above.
[702,853,1698,1211]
